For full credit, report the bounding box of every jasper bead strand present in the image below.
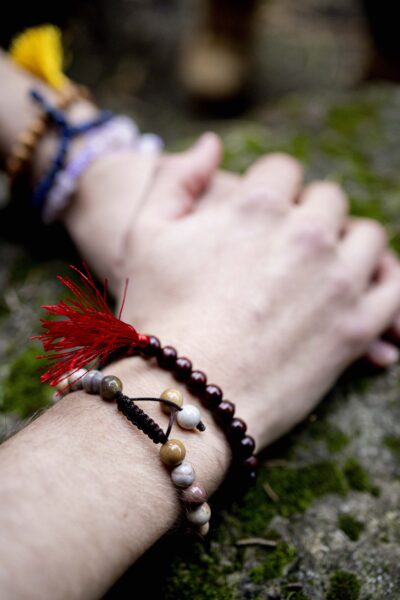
[59,371,211,535]
[137,337,258,483]
[160,439,211,535]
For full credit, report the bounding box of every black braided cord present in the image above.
[115,391,167,444]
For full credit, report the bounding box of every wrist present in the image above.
[119,315,266,448]
[102,355,232,491]
[0,356,231,599]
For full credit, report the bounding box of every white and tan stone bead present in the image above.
[177,404,201,430]
[82,369,103,394]
[187,502,211,526]
[69,369,88,391]
[171,461,195,488]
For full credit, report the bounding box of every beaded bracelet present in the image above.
[42,116,163,223]
[104,337,259,485]
[6,83,88,184]
[29,90,114,212]
[35,266,258,495]
[57,368,212,535]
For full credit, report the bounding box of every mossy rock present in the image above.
[158,87,400,599]
[2,86,400,599]
[326,571,361,600]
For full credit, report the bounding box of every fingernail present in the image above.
[368,340,399,366]
[195,132,217,148]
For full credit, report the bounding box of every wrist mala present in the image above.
[56,369,211,535]
[34,263,259,534]
[104,338,259,485]
[5,83,88,185]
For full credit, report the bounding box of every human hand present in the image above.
[107,153,400,450]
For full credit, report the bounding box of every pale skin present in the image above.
[0,53,400,599]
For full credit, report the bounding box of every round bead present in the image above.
[215,400,235,425]
[82,370,103,394]
[241,468,257,486]
[177,405,201,430]
[171,461,195,488]
[55,377,70,394]
[160,388,184,414]
[157,346,177,370]
[242,455,259,471]
[202,384,223,408]
[69,369,87,391]
[141,335,161,358]
[235,435,256,458]
[30,118,47,136]
[160,439,186,466]
[187,370,207,394]
[228,418,247,441]
[20,131,37,149]
[174,357,193,381]
[187,502,211,526]
[181,482,207,505]
[51,391,62,404]
[100,375,122,401]
[198,522,210,536]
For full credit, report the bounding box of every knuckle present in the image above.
[306,181,348,209]
[290,220,335,254]
[328,269,356,301]
[240,187,287,217]
[248,153,302,179]
[360,218,387,245]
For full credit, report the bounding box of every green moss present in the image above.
[327,101,377,136]
[384,435,400,458]
[0,346,52,418]
[8,254,40,284]
[338,514,365,542]
[232,461,348,536]
[250,541,296,583]
[309,421,350,453]
[326,571,361,600]
[343,458,377,495]
[266,461,348,518]
[164,543,234,600]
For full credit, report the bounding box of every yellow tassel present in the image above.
[9,24,69,90]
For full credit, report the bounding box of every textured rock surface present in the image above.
[2,87,400,599]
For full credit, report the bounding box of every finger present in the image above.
[366,339,399,368]
[296,181,348,234]
[360,251,400,337]
[339,218,387,286]
[142,132,223,221]
[237,153,303,217]
[198,169,240,210]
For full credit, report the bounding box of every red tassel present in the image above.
[32,264,149,387]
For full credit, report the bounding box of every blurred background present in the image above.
[0,0,399,141]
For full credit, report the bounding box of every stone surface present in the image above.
[1,26,400,598]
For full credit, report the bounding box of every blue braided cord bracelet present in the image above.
[30,89,113,211]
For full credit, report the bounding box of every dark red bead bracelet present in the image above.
[139,336,259,483]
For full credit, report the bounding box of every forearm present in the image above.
[0,356,230,599]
